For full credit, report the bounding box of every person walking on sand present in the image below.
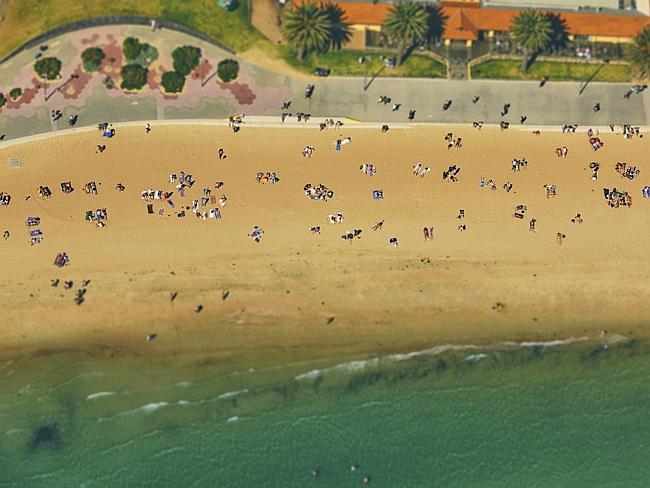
[372,220,384,231]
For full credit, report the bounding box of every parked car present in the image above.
[314,67,331,77]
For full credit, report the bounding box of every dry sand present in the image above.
[0,121,648,366]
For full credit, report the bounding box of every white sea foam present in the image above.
[295,369,324,381]
[175,382,193,388]
[140,402,169,413]
[509,337,588,348]
[464,353,488,362]
[387,344,479,362]
[4,428,27,436]
[226,416,240,422]
[291,335,605,384]
[86,391,116,401]
[217,389,249,399]
[177,400,190,406]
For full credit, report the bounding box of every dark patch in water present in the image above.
[532,345,545,357]
[30,423,60,451]
[436,360,447,373]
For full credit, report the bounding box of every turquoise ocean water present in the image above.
[1,337,649,487]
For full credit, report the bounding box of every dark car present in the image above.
[314,67,331,77]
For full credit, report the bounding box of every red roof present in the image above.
[445,9,479,40]
[325,2,650,39]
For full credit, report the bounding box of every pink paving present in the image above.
[0,25,291,118]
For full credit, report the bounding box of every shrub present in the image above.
[217,59,239,83]
[0,93,6,108]
[9,88,22,100]
[172,45,201,76]
[123,37,158,67]
[34,57,62,80]
[120,64,148,90]
[81,47,105,72]
[161,71,186,93]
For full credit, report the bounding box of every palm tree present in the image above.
[509,9,552,72]
[282,3,332,61]
[628,27,650,80]
[383,0,428,66]
[321,2,351,50]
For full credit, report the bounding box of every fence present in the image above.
[0,16,236,66]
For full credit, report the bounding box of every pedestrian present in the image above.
[145,123,151,133]
[472,96,480,104]
[408,109,416,120]
[593,103,600,112]
[392,103,401,112]
[520,115,527,124]
[2,230,9,240]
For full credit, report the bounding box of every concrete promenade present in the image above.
[0,24,648,144]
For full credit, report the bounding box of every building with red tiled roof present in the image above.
[326,1,650,48]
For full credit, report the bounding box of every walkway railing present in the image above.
[0,16,236,66]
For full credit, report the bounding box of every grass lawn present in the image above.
[471,59,631,83]
[0,0,266,58]
[280,48,447,78]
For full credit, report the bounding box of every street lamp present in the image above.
[41,73,48,101]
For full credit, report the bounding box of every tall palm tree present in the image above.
[383,0,428,66]
[282,3,332,61]
[509,9,552,72]
[320,2,351,50]
[628,27,650,80]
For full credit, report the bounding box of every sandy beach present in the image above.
[0,120,648,366]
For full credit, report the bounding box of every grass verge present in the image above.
[280,47,447,78]
[471,59,631,83]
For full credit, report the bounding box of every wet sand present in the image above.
[0,121,648,365]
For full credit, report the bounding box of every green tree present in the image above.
[383,0,428,66]
[81,47,105,72]
[9,88,22,100]
[628,27,650,80]
[34,57,62,80]
[123,37,158,67]
[161,71,186,93]
[172,45,202,76]
[217,59,239,82]
[320,2,351,50]
[509,9,552,72]
[120,64,148,90]
[281,3,332,61]
[0,93,6,108]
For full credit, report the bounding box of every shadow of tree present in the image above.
[425,4,448,45]
[321,2,352,50]
[546,12,568,53]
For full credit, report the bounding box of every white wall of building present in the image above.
[483,0,621,10]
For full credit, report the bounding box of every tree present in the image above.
[120,64,148,90]
[320,2,351,50]
[34,57,62,80]
[383,0,428,66]
[217,59,240,83]
[509,9,552,72]
[161,71,186,93]
[123,37,158,67]
[81,47,105,72]
[9,88,22,100]
[172,45,202,76]
[281,3,332,61]
[628,27,650,80]
[0,93,6,109]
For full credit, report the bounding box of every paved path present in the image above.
[0,24,648,143]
